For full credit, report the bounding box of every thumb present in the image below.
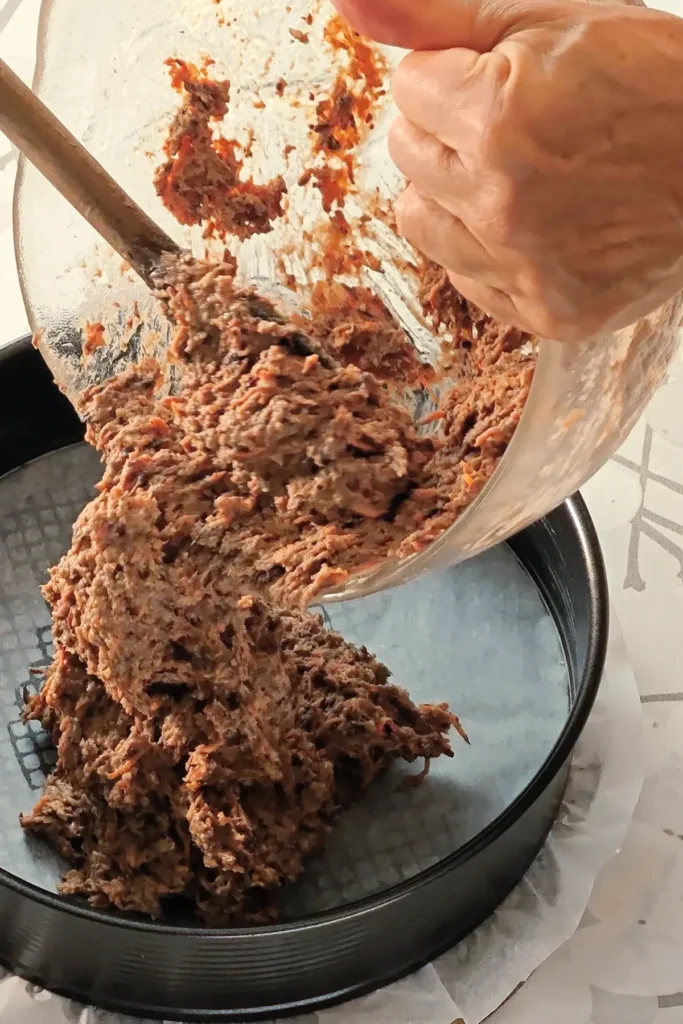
[330,0,562,51]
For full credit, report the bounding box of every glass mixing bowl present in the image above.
[14,0,682,600]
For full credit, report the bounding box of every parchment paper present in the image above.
[0,614,642,1024]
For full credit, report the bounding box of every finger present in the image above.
[329,0,480,49]
[447,271,530,330]
[388,115,472,211]
[395,184,503,288]
[329,0,557,51]
[392,47,511,154]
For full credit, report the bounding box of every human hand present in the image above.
[332,0,683,341]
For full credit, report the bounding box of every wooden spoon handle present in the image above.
[0,57,179,284]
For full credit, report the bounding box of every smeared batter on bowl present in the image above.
[154,59,287,241]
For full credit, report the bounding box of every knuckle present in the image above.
[482,49,514,94]
[391,51,421,111]
[433,141,465,185]
[395,186,435,251]
[515,261,547,308]
[387,115,413,167]
[472,174,519,247]
[522,297,593,343]
[394,186,419,236]
[537,316,584,344]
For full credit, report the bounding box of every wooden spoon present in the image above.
[0,56,180,285]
